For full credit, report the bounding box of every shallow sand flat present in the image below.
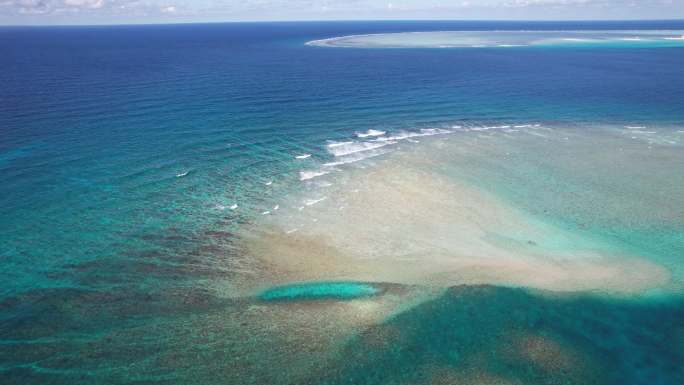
[236,135,670,295]
[308,30,684,49]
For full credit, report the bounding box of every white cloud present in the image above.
[0,0,185,17]
[64,0,104,8]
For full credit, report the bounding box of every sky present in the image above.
[0,0,683,25]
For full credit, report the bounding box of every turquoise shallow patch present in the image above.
[258,281,380,301]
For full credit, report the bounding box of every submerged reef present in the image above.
[311,285,684,385]
[0,281,682,384]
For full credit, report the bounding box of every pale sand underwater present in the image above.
[234,125,681,297]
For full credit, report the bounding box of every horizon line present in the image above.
[2,18,684,28]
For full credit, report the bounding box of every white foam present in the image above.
[300,170,331,181]
[305,197,327,206]
[273,205,279,211]
[470,125,511,131]
[262,211,271,215]
[295,154,311,159]
[323,148,392,167]
[306,33,376,47]
[311,180,333,188]
[483,125,512,130]
[176,171,189,178]
[230,204,238,210]
[356,129,386,138]
[420,128,453,135]
[264,180,273,186]
[374,133,411,141]
[285,228,299,234]
[625,126,646,129]
[327,141,392,157]
[326,141,354,148]
[375,128,452,142]
[526,130,549,138]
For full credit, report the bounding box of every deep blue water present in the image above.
[1,21,684,384]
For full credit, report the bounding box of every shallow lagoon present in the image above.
[259,281,380,301]
[308,30,684,48]
[240,124,683,296]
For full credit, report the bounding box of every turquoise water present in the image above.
[259,282,380,301]
[1,21,683,384]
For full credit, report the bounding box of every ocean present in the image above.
[1,20,683,384]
